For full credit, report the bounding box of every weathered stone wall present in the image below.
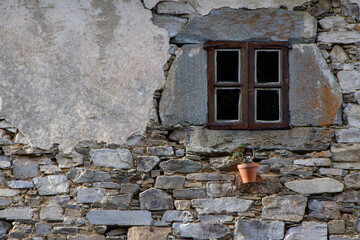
[0,0,360,239]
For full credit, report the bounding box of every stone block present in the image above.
[76,188,106,203]
[344,172,360,189]
[173,188,207,199]
[147,146,174,156]
[137,156,160,172]
[155,176,185,189]
[127,227,171,240]
[209,157,237,171]
[40,204,64,221]
[0,221,11,234]
[284,178,344,194]
[199,215,234,223]
[93,182,121,189]
[186,173,222,181]
[311,0,331,16]
[0,198,11,208]
[192,197,253,214]
[53,226,78,234]
[156,1,196,14]
[102,194,132,209]
[39,165,62,174]
[319,16,348,30]
[90,149,132,169]
[13,156,38,179]
[318,168,347,176]
[120,183,139,194]
[173,222,231,239]
[294,158,331,166]
[56,152,83,168]
[68,235,105,240]
[331,143,360,162]
[334,163,360,169]
[160,159,201,173]
[328,220,345,234]
[308,200,341,220]
[174,200,190,210]
[161,210,194,223]
[0,189,20,197]
[35,222,51,235]
[318,31,360,44]
[66,168,111,183]
[337,191,360,202]
[234,220,285,240]
[338,70,360,93]
[206,182,234,197]
[0,207,33,220]
[7,180,34,189]
[344,104,360,127]
[86,210,152,226]
[341,0,360,17]
[64,217,86,226]
[284,222,327,240]
[153,15,187,38]
[139,188,173,210]
[330,45,349,63]
[262,195,307,222]
[336,128,360,143]
[33,175,69,195]
[330,235,360,240]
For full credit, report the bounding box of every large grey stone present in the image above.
[139,188,173,210]
[284,178,344,194]
[160,45,207,126]
[160,159,201,173]
[174,8,316,44]
[68,235,105,240]
[67,168,111,183]
[284,222,327,240]
[90,149,132,169]
[319,16,348,30]
[344,172,360,189]
[318,31,360,44]
[209,157,237,171]
[0,221,10,234]
[192,197,253,214]
[308,200,341,220]
[162,210,194,223]
[337,70,360,93]
[344,104,360,127]
[137,156,160,172]
[330,45,349,63]
[234,220,285,240]
[102,194,132,209]
[290,44,342,126]
[0,1,169,153]
[0,207,33,220]
[206,182,234,197]
[86,210,152,226]
[262,195,307,222]
[331,143,360,162]
[155,176,185,189]
[294,158,331,166]
[341,0,360,17]
[173,188,207,199]
[337,191,360,202]
[94,182,121,189]
[330,235,360,240]
[7,180,34,189]
[336,128,360,143]
[153,15,187,38]
[56,152,83,168]
[33,175,69,195]
[76,188,106,203]
[147,146,174,156]
[0,189,20,197]
[173,222,230,239]
[12,156,38,179]
[40,204,64,221]
[318,168,347,176]
[199,215,234,223]
[127,227,171,240]
[334,162,360,169]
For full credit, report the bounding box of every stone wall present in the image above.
[0,0,360,239]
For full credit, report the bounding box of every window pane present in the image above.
[216,89,240,121]
[256,89,280,121]
[256,50,280,83]
[216,50,239,82]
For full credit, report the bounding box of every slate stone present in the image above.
[102,194,132,209]
[120,183,140,194]
[173,188,207,199]
[0,221,11,234]
[162,210,194,223]
[284,222,327,240]
[206,182,234,197]
[68,235,105,240]
[311,0,331,16]
[39,165,62,174]
[76,188,106,203]
[147,146,174,156]
[318,31,360,44]
[209,157,237,171]
[33,175,69,195]
[56,152,83,168]
[156,1,196,14]
[153,15,187,38]
[67,168,111,183]
[284,178,344,194]
[86,210,152,226]
[127,227,171,240]
[328,220,345,234]
[174,200,191,210]
[199,215,234,223]
[63,217,86,226]
[139,188,173,210]
[192,197,253,214]
[294,158,331,166]
[93,182,121,189]
[344,104,360,128]
[186,173,222,181]
[0,198,11,208]
[336,128,360,143]
[262,195,307,222]
[0,207,33,220]
[137,156,160,172]
[0,189,20,197]
[40,204,64,221]
[308,200,341,220]
[280,165,313,178]
[334,162,360,169]
[338,70,360,93]
[330,235,360,240]
[318,168,347,176]
[53,226,78,234]
[234,220,285,240]
[330,45,349,63]
[7,180,34,189]
[337,191,360,202]
[160,159,201,173]
[173,8,316,44]
[90,149,132,169]
[341,0,360,17]
[173,222,231,239]
[12,156,38,179]
[332,143,360,162]
[319,16,348,30]
[344,172,360,189]
[36,222,52,235]
[155,176,185,189]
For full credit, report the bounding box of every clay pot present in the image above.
[237,162,258,183]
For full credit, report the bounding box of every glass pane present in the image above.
[256,50,280,83]
[256,89,280,121]
[216,50,239,82]
[216,89,240,121]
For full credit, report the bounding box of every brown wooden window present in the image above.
[206,41,289,130]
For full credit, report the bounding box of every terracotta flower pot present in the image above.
[237,162,258,183]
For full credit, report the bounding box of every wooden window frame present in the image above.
[205,41,290,130]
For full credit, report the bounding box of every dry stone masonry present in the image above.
[0,0,359,239]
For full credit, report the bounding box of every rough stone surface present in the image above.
[344,172,360,189]
[334,162,360,169]
[337,191,360,202]
[174,8,316,44]
[344,104,360,127]
[40,205,64,221]
[0,207,33,220]
[68,235,105,240]
[76,188,106,203]
[127,227,171,240]
[290,44,342,126]
[86,210,152,226]
[284,222,327,240]
[318,168,347,176]
[160,45,207,126]
[0,1,169,153]
[90,149,132,169]
[94,182,121,189]
[337,70,360,93]
[156,1,196,14]
[284,178,344,194]
[336,128,360,143]
[318,31,360,44]
[102,194,132,209]
[319,16,348,30]
[120,183,140,194]
[160,159,201,173]
[0,189,20,197]
[154,176,185,189]
[67,168,111,183]
[33,175,70,195]
[147,147,174,156]
[173,222,230,239]
[0,221,11,234]
[139,188,174,210]
[262,195,307,222]
[209,157,237,171]
[331,143,360,162]
[199,215,234,223]
[294,158,331,166]
[234,220,285,240]
[308,200,341,219]
[7,180,34,189]
[173,188,207,199]
[153,15,187,38]
[13,157,38,179]
[137,156,160,172]
[328,220,345,234]
[162,210,194,223]
[192,197,253,214]
[330,45,349,63]
[206,182,234,197]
